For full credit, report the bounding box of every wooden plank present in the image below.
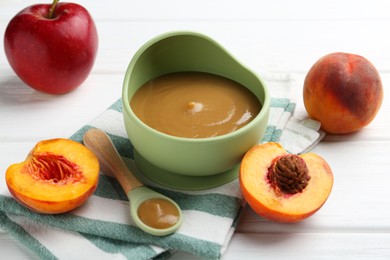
[2,19,388,73]
[0,232,38,260]
[224,233,390,259]
[1,0,389,21]
[169,232,390,259]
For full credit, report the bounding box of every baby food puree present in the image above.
[131,72,261,138]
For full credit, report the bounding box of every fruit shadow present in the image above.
[0,76,59,105]
[322,130,365,142]
[238,207,312,243]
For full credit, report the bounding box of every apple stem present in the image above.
[48,0,59,19]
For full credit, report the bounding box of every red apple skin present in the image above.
[4,3,98,94]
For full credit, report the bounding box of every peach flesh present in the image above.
[5,138,99,214]
[239,142,333,223]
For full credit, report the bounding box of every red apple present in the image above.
[4,0,98,94]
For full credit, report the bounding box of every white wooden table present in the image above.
[1,1,389,259]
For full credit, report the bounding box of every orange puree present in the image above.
[130,72,261,138]
[137,198,179,229]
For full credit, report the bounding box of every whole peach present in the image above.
[303,52,383,134]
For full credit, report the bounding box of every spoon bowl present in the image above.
[83,128,182,236]
[129,186,182,236]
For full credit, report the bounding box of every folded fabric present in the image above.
[263,98,325,154]
[0,74,325,260]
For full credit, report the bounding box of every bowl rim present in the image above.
[122,30,270,143]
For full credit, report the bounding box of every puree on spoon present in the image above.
[130,72,261,138]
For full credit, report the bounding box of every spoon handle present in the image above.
[83,128,143,194]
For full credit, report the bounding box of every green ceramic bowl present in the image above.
[122,31,270,186]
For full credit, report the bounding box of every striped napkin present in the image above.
[0,74,324,259]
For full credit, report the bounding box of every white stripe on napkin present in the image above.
[8,214,126,260]
[268,107,289,127]
[72,196,133,225]
[179,210,233,244]
[89,109,128,138]
[280,117,325,154]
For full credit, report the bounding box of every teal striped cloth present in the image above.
[0,97,323,259]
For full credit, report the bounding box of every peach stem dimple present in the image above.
[48,0,59,19]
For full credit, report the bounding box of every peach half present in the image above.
[5,138,99,214]
[239,142,333,223]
